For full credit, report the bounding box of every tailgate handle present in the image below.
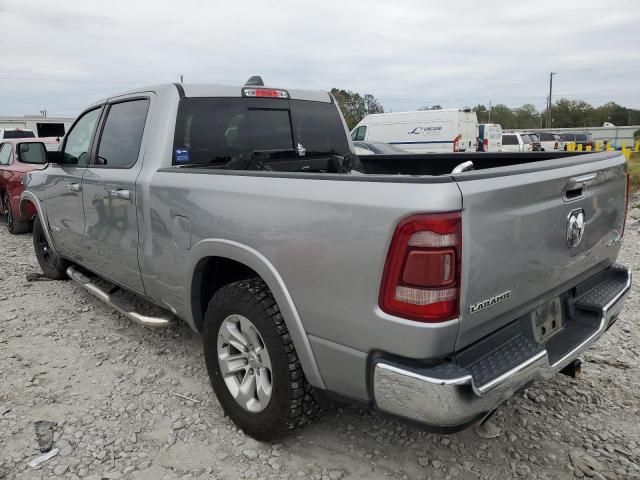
[565,173,596,200]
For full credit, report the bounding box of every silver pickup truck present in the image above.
[21,80,631,440]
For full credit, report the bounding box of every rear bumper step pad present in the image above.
[372,264,631,430]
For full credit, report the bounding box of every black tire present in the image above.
[203,278,322,440]
[33,216,69,280]
[4,193,30,234]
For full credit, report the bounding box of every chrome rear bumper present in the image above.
[372,265,631,429]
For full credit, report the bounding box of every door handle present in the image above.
[564,173,596,200]
[66,183,81,192]
[109,189,130,200]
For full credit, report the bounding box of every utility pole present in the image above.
[547,72,557,128]
[488,101,492,123]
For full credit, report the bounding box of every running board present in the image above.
[66,266,176,328]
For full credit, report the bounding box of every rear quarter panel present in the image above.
[140,172,463,361]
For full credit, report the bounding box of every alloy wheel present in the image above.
[217,314,273,412]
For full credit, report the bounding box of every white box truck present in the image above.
[350,109,478,153]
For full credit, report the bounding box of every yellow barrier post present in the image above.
[568,142,575,152]
[577,144,583,152]
[586,145,592,152]
[635,141,640,152]
[595,142,601,151]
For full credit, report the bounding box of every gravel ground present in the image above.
[1,205,640,480]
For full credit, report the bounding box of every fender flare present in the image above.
[187,238,326,389]
[19,191,59,256]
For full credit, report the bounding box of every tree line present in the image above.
[331,88,640,131]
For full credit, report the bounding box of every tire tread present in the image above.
[203,278,323,439]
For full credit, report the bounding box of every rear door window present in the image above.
[521,135,531,144]
[95,99,150,168]
[575,134,587,141]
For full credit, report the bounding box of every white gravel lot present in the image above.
[1,203,639,480]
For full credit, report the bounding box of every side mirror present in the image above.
[17,142,48,164]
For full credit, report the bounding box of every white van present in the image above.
[477,124,503,152]
[351,109,478,153]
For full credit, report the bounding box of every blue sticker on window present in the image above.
[175,148,190,164]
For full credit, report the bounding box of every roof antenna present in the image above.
[245,76,264,86]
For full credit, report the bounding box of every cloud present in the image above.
[1,0,638,117]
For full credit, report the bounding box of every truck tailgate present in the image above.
[454,153,627,349]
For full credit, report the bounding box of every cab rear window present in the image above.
[173,98,349,167]
[3,130,35,139]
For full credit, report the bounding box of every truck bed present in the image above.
[358,151,613,177]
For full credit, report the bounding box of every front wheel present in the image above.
[203,278,322,440]
[33,217,69,280]
[4,193,30,234]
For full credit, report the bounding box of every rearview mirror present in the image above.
[17,142,48,164]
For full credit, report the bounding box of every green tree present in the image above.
[489,104,516,128]
[514,104,540,129]
[330,88,384,130]
[475,104,489,123]
[543,99,594,128]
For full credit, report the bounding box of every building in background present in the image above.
[0,115,75,138]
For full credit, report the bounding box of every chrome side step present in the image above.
[66,266,176,328]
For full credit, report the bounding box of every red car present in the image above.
[0,138,53,233]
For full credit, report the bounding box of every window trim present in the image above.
[59,105,105,167]
[88,96,151,170]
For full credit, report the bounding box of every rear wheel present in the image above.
[33,216,68,280]
[203,278,322,440]
[4,193,30,234]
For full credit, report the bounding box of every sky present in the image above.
[1,0,639,118]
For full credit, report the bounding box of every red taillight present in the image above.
[621,173,630,237]
[483,138,489,152]
[242,88,289,98]
[379,212,462,322]
[453,135,462,152]
[554,141,559,150]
